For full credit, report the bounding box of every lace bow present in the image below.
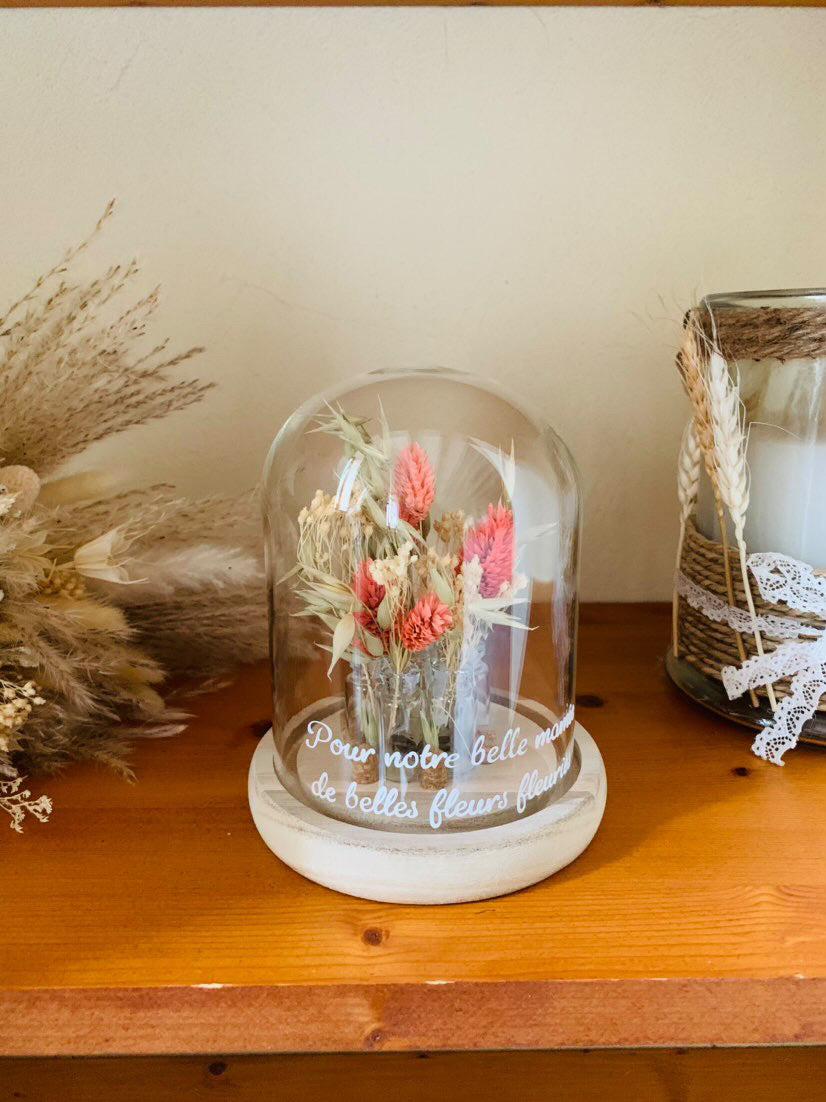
[720,553,826,765]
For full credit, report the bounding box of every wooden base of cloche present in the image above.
[248,725,606,905]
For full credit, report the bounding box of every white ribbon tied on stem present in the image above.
[721,553,826,765]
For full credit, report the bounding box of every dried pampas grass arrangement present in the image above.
[0,204,267,830]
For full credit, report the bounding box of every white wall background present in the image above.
[2,8,826,600]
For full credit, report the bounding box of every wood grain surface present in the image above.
[3,603,826,1057]
[5,1048,826,1102]
[3,1,825,8]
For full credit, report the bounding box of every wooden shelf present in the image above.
[4,2,825,8]
[3,603,826,1060]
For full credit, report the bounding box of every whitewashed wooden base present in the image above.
[248,725,606,904]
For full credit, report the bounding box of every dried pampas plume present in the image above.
[0,204,267,829]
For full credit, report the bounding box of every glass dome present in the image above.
[263,368,580,834]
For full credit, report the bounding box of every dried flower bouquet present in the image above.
[287,406,527,785]
[0,205,267,830]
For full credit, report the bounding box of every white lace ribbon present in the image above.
[675,571,804,641]
[717,553,826,765]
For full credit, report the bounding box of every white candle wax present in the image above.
[696,421,826,565]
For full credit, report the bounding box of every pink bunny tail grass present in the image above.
[352,559,386,640]
[464,504,515,598]
[394,442,436,526]
[353,559,385,613]
[401,593,454,652]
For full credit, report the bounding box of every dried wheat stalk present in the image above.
[673,419,701,657]
[706,350,777,710]
[676,323,719,486]
[676,318,758,705]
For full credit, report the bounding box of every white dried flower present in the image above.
[0,679,45,735]
[461,557,483,601]
[369,559,389,587]
[74,528,132,583]
[1,770,53,833]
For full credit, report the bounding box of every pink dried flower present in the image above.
[352,559,385,638]
[394,443,435,526]
[401,593,454,652]
[463,504,514,598]
[353,559,384,613]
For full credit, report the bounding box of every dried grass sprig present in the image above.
[0,200,114,336]
[0,202,211,477]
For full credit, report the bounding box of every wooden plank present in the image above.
[3,1,826,7]
[5,978,826,1056]
[3,604,826,1056]
[4,1048,826,1102]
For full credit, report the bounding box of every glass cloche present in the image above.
[252,368,605,902]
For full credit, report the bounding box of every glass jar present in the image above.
[668,289,826,746]
[264,367,581,832]
[372,658,427,786]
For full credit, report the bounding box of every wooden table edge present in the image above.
[4,976,826,1056]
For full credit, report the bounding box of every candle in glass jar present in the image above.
[696,420,826,565]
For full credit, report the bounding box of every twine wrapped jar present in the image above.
[668,290,826,760]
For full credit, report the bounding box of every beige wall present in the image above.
[2,9,826,600]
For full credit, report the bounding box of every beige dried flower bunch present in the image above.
[0,205,267,830]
